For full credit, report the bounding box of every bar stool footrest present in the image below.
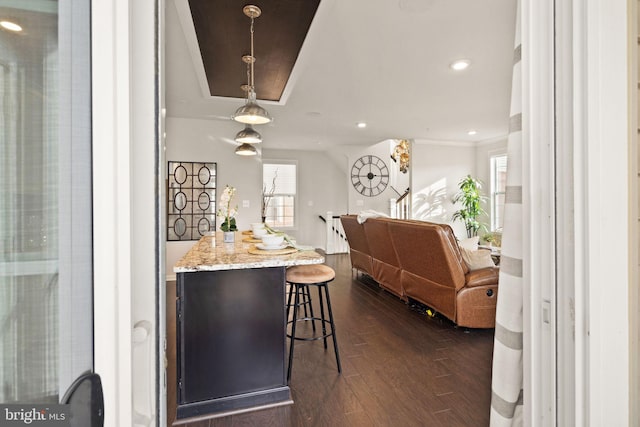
[287,317,334,341]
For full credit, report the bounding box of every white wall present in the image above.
[343,140,410,214]
[262,148,348,249]
[164,120,506,274]
[165,117,263,277]
[410,139,478,238]
[335,137,503,239]
[164,117,349,278]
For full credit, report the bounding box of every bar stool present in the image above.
[286,281,316,333]
[285,264,342,382]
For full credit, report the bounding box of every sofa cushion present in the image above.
[363,218,404,298]
[465,266,500,287]
[440,224,470,275]
[459,236,479,251]
[387,220,466,291]
[460,247,496,271]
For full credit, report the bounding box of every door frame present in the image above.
[92,0,161,426]
[548,0,635,425]
[90,0,638,425]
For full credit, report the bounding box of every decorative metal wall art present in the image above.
[167,161,217,241]
[391,139,410,173]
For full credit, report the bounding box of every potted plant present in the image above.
[218,185,238,242]
[481,230,502,248]
[452,175,487,238]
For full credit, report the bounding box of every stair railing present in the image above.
[319,211,349,254]
[390,188,411,219]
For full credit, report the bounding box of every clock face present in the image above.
[351,155,390,197]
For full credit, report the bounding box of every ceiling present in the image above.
[188,0,320,102]
[165,0,517,150]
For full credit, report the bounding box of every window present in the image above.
[263,162,297,228]
[0,0,94,403]
[490,154,508,231]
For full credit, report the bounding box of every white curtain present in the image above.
[490,0,523,425]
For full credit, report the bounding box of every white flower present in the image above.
[218,185,238,231]
[220,186,234,203]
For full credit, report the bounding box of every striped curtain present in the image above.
[490,1,523,425]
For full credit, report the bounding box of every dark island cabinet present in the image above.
[176,267,291,419]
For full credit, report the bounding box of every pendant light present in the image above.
[232,5,272,125]
[235,125,262,143]
[235,143,258,156]
[234,55,263,144]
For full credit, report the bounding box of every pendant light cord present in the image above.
[246,61,251,100]
[250,16,255,92]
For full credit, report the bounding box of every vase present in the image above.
[223,231,235,243]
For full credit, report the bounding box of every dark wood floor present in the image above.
[167,253,495,427]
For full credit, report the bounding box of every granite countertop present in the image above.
[174,232,325,273]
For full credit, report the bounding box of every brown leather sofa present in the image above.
[339,214,374,277]
[340,215,499,328]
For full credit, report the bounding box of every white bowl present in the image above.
[252,228,268,237]
[261,234,284,247]
[250,222,265,230]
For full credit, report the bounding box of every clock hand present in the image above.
[357,173,389,179]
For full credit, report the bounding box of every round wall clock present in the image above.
[350,155,390,197]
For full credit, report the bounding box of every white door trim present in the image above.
[552,0,632,425]
[92,0,134,425]
[521,0,557,424]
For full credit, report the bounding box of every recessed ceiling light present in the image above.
[356,122,367,129]
[0,20,22,32]
[450,59,471,71]
[467,129,477,135]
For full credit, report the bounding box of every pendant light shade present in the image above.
[235,124,262,143]
[235,142,258,156]
[232,5,272,125]
[232,91,272,125]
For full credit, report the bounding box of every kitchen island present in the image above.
[173,232,324,419]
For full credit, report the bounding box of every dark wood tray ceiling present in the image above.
[188,0,320,102]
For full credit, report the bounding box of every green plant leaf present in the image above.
[452,175,487,237]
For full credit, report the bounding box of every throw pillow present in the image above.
[459,236,479,251]
[460,247,496,271]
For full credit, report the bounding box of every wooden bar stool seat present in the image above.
[285,264,342,382]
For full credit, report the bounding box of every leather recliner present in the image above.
[340,215,499,328]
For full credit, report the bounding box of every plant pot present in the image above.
[223,231,235,243]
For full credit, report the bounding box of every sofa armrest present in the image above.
[465,267,499,288]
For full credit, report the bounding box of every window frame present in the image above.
[262,160,298,229]
[489,152,508,231]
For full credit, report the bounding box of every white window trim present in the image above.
[262,159,298,230]
[489,151,508,231]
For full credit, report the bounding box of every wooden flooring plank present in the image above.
[168,253,494,426]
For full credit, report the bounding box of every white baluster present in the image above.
[326,211,335,254]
